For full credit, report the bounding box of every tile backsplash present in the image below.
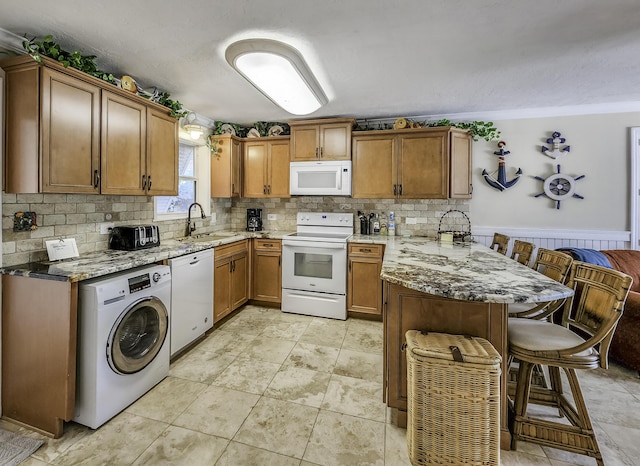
[1,193,468,266]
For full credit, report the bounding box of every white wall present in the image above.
[470,112,639,233]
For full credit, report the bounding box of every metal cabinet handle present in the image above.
[315,147,319,158]
[320,147,323,158]
[264,243,273,248]
[267,185,271,194]
[393,184,397,196]
[148,176,152,190]
[399,184,403,195]
[94,170,100,188]
[263,185,267,194]
[142,175,147,189]
[470,183,473,194]
[360,248,372,253]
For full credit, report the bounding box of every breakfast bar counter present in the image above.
[370,237,573,450]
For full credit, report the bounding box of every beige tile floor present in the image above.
[6,304,640,465]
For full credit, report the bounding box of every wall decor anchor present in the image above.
[482,141,522,191]
[534,164,585,209]
[541,131,571,158]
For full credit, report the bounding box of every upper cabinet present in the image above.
[1,55,178,195]
[243,137,290,198]
[352,127,472,199]
[211,134,242,198]
[289,118,355,161]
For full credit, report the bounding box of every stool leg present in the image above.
[511,360,535,450]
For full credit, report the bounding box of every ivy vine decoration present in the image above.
[206,135,223,159]
[424,119,501,142]
[22,34,187,119]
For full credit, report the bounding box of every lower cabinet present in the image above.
[252,239,282,303]
[214,240,249,322]
[347,243,385,315]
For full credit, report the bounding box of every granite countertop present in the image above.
[0,231,291,283]
[357,235,573,304]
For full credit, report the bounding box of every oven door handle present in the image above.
[283,241,346,249]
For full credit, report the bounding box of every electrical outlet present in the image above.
[99,222,115,234]
[405,217,417,225]
[267,214,277,221]
[210,213,217,224]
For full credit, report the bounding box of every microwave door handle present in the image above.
[337,170,342,190]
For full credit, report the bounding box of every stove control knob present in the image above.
[152,272,161,283]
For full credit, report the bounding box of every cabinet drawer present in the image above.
[214,239,248,259]
[348,243,384,257]
[254,239,282,251]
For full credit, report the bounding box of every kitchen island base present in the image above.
[383,282,511,450]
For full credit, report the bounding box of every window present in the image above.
[154,141,210,221]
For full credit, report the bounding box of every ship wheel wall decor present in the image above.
[541,131,571,159]
[534,164,585,209]
[482,140,523,191]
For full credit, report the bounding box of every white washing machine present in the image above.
[74,264,171,429]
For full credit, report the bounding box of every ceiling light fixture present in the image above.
[225,39,328,115]
[182,113,206,140]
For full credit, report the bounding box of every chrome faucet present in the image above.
[186,202,206,236]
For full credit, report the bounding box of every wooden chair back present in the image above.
[560,261,633,368]
[490,232,510,255]
[511,240,535,266]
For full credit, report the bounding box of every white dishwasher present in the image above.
[168,249,214,357]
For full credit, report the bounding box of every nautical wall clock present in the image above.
[534,164,585,209]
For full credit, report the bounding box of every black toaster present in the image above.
[109,225,160,250]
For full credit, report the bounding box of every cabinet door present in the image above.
[319,122,352,160]
[243,141,268,197]
[398,132,448,199]
[267,139,290,197]
[449,131,473,198]
[101,91,146,195]
[290,125,319,161]
[253,251,282,302]
[347,256,382,314]
[214,257,232,323]
[211,135,242,198]
[146,108,178,195]
[352,134,396,198]
[231,137,242,197]
[231,251,249,310]
[41,68,100,193]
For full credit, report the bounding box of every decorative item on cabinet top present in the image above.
[212,121,290,138]
[482,141,522,191]
[354,117,501,142]
[21,33,188,118]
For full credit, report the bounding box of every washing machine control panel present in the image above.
[152,272,161,283]
[128,273,151,293]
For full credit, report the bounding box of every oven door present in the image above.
[282,240,347,294]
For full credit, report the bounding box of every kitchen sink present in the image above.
[177,233,237,243]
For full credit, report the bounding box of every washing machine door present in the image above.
[107,296,169,374]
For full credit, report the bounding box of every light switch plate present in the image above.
[210,213,217,224]
[405,217,417,225]
[99,222,115,234]
[267,214,277,221]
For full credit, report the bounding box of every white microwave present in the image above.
[289,161,352,196]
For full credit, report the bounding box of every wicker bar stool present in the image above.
[508,262,632,466]
[508,248,573,319]
[510,240,536,267]
[490,232,510,255]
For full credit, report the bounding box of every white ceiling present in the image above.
[2,0,640,126]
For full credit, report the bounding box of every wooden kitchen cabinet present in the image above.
[252,239,282,303]
[352,127,472,199]
[211,134,242,198]
[101,93,178,195]
[289,118,355,161]
[243,137,290,198]
[3,59,101,193]
[214,240,249,322]
[2,275,78,438]
[0,54,178,195]
[347,243,385,315]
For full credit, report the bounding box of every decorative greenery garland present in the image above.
[22,34,188,119]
